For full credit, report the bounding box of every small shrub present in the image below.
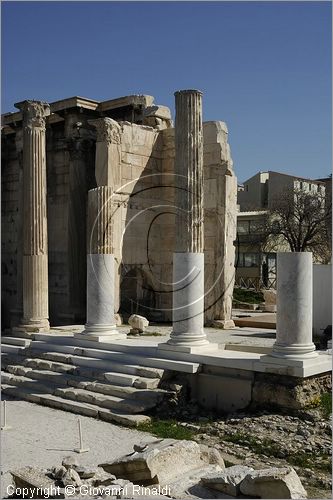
[320,392,332,419]
[233,288,264,304]
[138,419,196,440]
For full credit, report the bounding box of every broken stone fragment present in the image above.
[62,468,82,487]
[199,444,225,468]
[1,472,15,496]
[263,289,277,312]
[201,464,254,496]
[168,464,223,499]
[88,467,116,487]
[142,105,173,129]
[10,466,55,493]
[128,314,149,334]
[62,456,79,470]
[99,439,205,486]
[73,465,98,479]
[240,466,307,499]
[143,105,172,121]
[50,465,67,480]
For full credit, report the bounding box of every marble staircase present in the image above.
[1,335,200,427]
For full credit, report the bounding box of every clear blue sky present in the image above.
[2,1,331,182]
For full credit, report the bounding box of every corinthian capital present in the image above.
[89,117,121,145]
[15,100,50,129]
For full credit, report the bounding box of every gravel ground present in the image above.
[0,398,151,474]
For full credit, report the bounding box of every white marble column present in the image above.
[88,118,123,318]
[272,252,317,359]
[77,187,125,341]
[160,90,211,352]
[13,100,50,333]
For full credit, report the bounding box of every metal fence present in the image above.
[234,277,276,291]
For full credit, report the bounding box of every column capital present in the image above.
[15,100,50,129]
[174,89,203,97]
[88,117,121,145]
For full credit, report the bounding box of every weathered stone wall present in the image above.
[1,133,21,327]
[118,123,173,321]
[46,125,71,323]
[203,122,237,324]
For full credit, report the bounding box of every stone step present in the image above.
[25,348,164,379]
[1,336,32,347]
[4,356,160,390]
[4,365,162,400]
[71,379,164,404]
[22,357,78,374]
[26,341,199,374]
[53,387,148,414]
[1,384,150,427]
[1,372,55,394]
[1,371,153,414]
[1,344,26,355]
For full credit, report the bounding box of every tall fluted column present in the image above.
[13,100,50,333]
[160,90,209,352]
[174,90,204,254]
[76,186,125,341]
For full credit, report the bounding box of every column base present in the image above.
[12,318,50,334]
[75,323,126,342]
[158,337,217,354]
[271,342,318,360]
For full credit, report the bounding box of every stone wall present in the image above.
[1,132,21,327]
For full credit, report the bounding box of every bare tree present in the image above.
[265,188,332,263]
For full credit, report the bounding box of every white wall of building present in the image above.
[313,264,332,336]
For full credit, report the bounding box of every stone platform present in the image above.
[1,325,331,418]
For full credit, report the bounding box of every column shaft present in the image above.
[80,187,125,340]
[272,252,317,359]
[175,91,204,253]
[14,100,50,332]
[166,90,208,349]
[89,118,122,317]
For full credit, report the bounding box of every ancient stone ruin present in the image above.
[2,93,237,331]
[5,439,308,499]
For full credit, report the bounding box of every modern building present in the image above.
[235,210,278,289]
[235,171,328,288]
[238,170,326,212]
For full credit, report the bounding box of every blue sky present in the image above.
[2,1,331,182]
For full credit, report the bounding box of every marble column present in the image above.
[89,117,123,320]
[161,90,209,351]
[77,186,126,341]
[13,100,50,333]
[272,252,317,359]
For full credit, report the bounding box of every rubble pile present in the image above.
[3,439,308,499]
